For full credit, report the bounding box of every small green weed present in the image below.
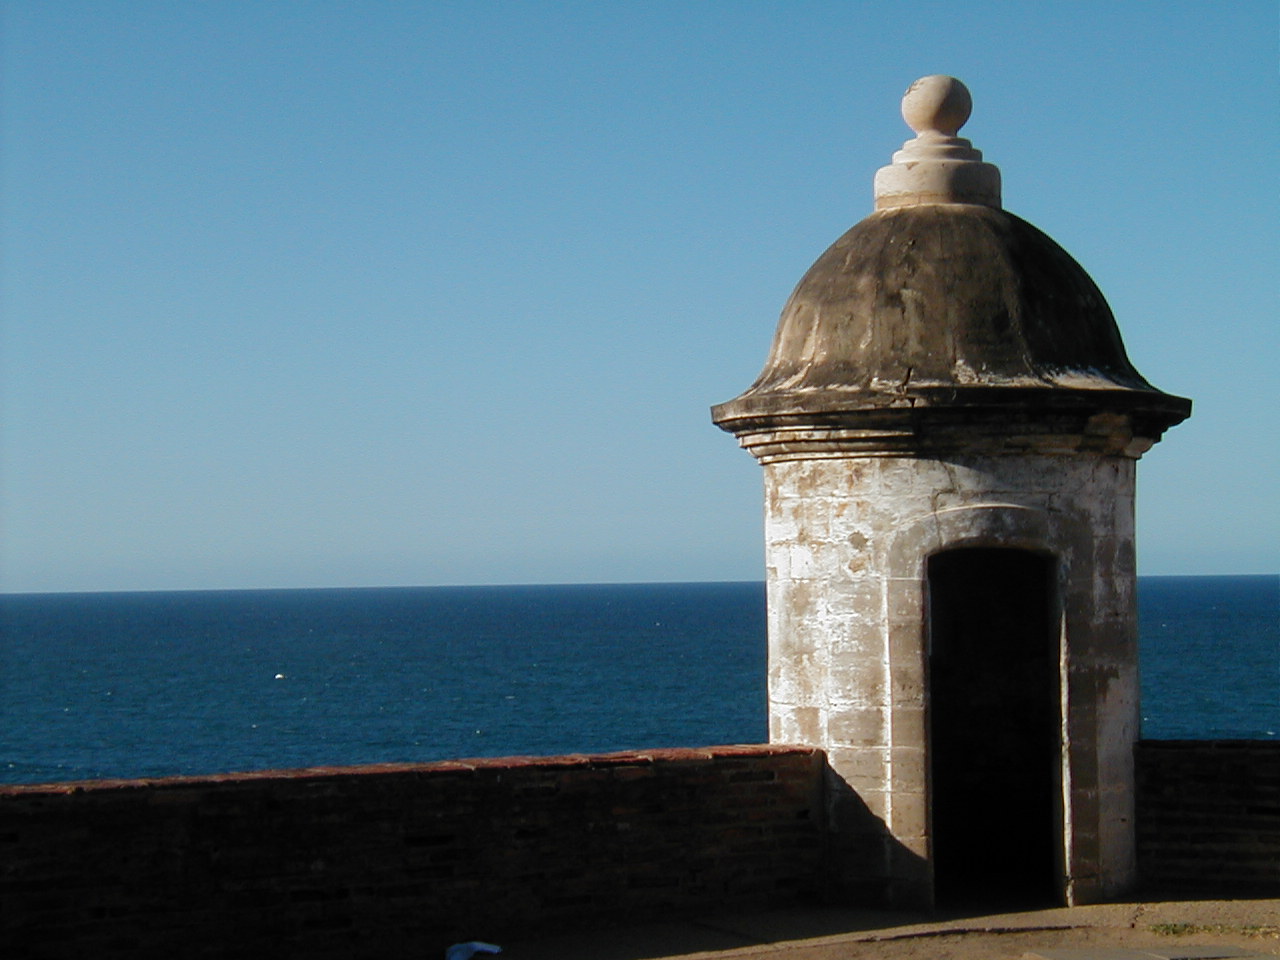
[1150,922,1280,939]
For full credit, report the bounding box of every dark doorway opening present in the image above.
[927,548,1061,909]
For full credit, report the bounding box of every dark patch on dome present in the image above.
[714,204,1190,439]
[751,205,1148,394]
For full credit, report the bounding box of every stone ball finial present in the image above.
[874,75,1000,209]
[901,75,972,137]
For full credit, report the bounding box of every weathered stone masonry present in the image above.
[761,455,1143,904]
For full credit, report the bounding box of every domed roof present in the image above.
[712,76,1189,457]
[729,203,1151,398]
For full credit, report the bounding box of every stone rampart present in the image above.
[1135,739,1280,895]
[0,745,825,959]
[1,739,1275,959]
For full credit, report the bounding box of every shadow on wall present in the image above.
[824,769,930,909]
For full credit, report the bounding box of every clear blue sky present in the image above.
[2,1,1276,593]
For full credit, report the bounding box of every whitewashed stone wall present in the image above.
[762,452,1139,905]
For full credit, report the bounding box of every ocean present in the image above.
[0,576,1275,786]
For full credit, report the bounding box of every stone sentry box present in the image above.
[712,77,1190,908]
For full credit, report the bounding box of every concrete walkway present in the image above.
[498,898,1279,960]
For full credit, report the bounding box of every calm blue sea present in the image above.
[0,576,1275,786]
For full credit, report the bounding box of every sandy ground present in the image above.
[495,898,1280,960]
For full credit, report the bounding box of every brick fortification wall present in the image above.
[3,740,1276,958]
[0,745,825,960]
[1135,739,1280,895]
